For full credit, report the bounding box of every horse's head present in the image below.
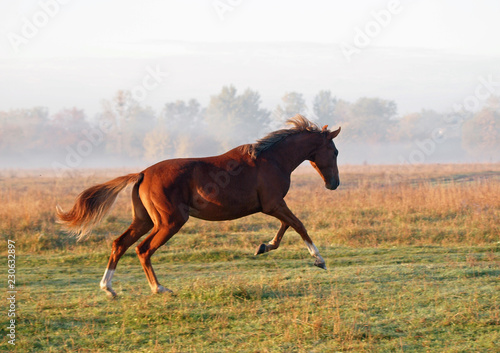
[309,125,341,190]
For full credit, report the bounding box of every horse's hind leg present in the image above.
[100,219,152,297]
[135,212,187,294]
[100,183,153,297]
[255,221,289,255]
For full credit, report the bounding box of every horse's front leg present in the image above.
[264,200,327,269]
[255,221,289,255]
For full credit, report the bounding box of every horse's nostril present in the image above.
[328,178,340,190]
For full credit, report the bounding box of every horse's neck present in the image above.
[269,134,319,174]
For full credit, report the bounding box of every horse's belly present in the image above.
[188,199,261,221]
[187,161,262,220]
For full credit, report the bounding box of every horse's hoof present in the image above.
[101,287,117,298]
[314,260,327,270]
[155,285,173,294]
[255,243,268,255]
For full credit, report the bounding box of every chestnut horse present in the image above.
[57,115,341,296]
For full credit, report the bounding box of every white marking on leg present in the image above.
[100,269,116,296]
[155,285,173,294]
[305,241,325,263]
[100,269,114,288]
[305,241,319,256]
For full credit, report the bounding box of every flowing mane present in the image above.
[244,114,321,159]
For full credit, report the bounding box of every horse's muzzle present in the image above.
[326,178,340,190]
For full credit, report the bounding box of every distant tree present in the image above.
[332,99,353,122]
[462,98,500,160]
[313,90,337,126]
[143,98,203,161]
[0,107,49,153]
[352,97,397,120]
[50,108,91,147]
[162,98,202,132]
[275,92,307,120]
[341,97,398,142]
[390,112,420,142]
[205,85,270,150]
[98,90,156,158]
[143,128,173,162]
[0,110,25,154]
[22,107,50,151]
[124,105,156,158]
[392,110,447,142]
[52,107,87,130]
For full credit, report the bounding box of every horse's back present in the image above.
[138,148,263,221]
[141,146,254,184]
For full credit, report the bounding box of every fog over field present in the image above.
[1,1,499,169]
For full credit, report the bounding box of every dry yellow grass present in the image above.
[0,163,498,253]
[291,163,500,247]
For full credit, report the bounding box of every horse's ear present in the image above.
[328,127,341,139]
[321,125,329,132]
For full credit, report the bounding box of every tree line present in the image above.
[0,86,499,168]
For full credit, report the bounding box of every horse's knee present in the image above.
[135,244,148,260]
[111,239,130,259]
[111,239,121,252]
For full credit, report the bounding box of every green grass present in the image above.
[3,245,499,352]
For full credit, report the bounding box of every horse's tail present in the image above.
[56,173,143,241]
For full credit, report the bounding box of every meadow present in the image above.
[0,163,499,352]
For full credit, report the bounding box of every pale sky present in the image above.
[0,0,499,117]
[1,0,500,58]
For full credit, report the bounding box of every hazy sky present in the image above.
[1,0,500,58]
[1,1,499,117]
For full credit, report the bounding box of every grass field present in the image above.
[1,164,499,352]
